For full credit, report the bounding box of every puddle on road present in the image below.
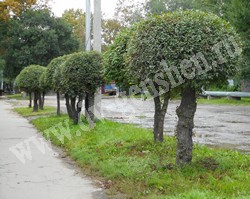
[107,115,250,154]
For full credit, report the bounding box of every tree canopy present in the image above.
[61,51,103,97]
[15,65,45,93]
[103,27,135,88]
[2,9,79,80]
[123,10,241,164]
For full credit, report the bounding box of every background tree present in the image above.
[114,0,145,27]
[61,51,103,125]
[103,27,135,91]
[2,9,79,82]
[225,0,250,83]
[102,19,124,51]
[61,9,86,51]
[127,10,241,165]
[0,0,51,21]
[15,65,46,111]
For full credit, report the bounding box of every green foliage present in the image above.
[31,114,250,198]
[0,58,5,71]
[226,0,250,81]
[2,9,79,79]
[104,27,135,87]
[127,10,241,89]
[61,51,103,97]
[46,54,69,92]
[15,65,46,93]
[102,19,124,51]
[61,9,86,50]
[39,69,50,92]
[114,0,145,26]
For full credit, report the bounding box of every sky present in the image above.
[51,0,118,18]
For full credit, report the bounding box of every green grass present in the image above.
[7,93,28,100]
[29,114,250,199]
[198,97,250,106]
[14,106,56,117]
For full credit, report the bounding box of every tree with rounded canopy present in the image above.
[61,51,103,125]
[15,65,46,112]
[126,10,241,165]
[103,27,135,92]
[46,55,70,115]
[39,69,50,109]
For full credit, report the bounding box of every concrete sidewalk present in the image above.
[0,100,104,199]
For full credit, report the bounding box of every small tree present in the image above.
[16,65,46,112]
[61,51,103,125]
[46,55,70,115]
[39,69,50,110]
[127,10,241,165]
[103,28,134,93]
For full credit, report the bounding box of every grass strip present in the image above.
[14,106,56,117]
[198,97,250,106]
[6,93,28,100]
[26,113,250,199]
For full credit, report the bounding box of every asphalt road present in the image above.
[101,97,250,153]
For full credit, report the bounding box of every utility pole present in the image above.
[85,0,102,124]
[93,0,102,52]
[93,0,102,120]
[85,0,91,51]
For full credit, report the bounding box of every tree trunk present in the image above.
[29,92,32,108]
[77,95,84,124]
[85,92,95,128]
[33,92,39,112]
[56,91,60,116]
[153,93,170,142]
[70,97,78,125]
[65,94,73,119]
[42,92,45,109]
[176,86,197,166]
[85,93,89,118]
[38,92,43,110]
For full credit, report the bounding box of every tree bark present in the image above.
[85,93,89,118]
[153,93,170,142]
[70,97,78,125]
[77,95,84,124]
[42,92,45,109]
[29,92,32,108]
[85,92,95,128]
[38,92,43,110]
[176,86,197,166]
[56,92,61,116]
[33,92,39,112]
[148,82,170,142]
[65,94,73,119]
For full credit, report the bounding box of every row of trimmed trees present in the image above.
[16,10,241,166]
[16,51,103,125]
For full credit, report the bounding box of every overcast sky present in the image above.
[51,0,118,18]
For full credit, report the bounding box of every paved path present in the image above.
[0,100,105,199]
